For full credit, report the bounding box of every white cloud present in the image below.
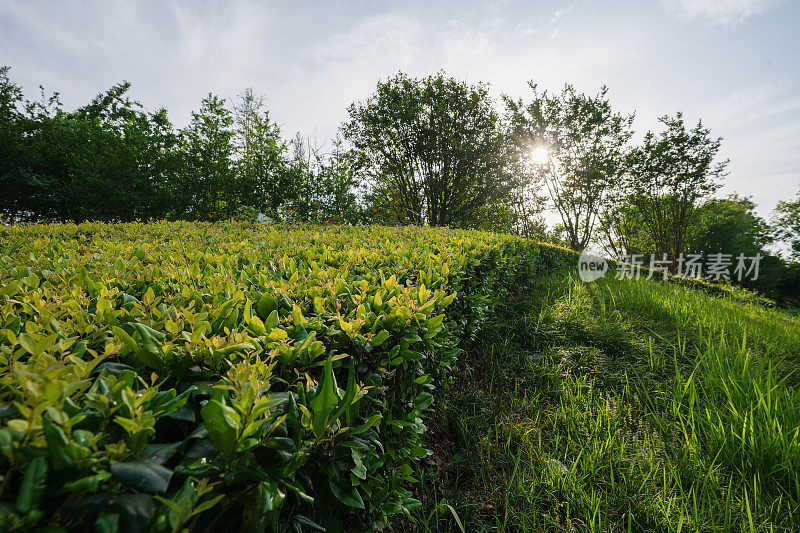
[315,14,424,67]
[700,82,800,215]
[663,0,784,26]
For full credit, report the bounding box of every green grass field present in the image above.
[417,271,800,532]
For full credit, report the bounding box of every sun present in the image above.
[530,146,549,165]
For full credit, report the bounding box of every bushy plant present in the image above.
[0,222,555,531]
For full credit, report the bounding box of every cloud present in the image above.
[701,82,800,215]
[662,0,784,26]
[314,14,425,67]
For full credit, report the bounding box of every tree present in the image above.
[0,69,64,221]
[597,194,651,259]
[504,84,634,251]
[688,194,771,257]
[280,135,361,223]
[773,190,800,260]
[233,88,288,217]
[624,113,728,265]
[69,82,182,221]
[180,94,236,220]
[1,69,182,222]
[343,71,516,229]
[0,66,25,221]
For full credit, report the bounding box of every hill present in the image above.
[0,222,798,532]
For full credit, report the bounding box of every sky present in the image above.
[1,0,799,219]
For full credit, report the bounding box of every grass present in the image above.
[413,270,800,532]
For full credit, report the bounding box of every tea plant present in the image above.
[0,221,555,531]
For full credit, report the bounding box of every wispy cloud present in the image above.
[702,82,800,214]
[662,0,784,27]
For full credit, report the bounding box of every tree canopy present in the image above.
[344,72,516,229]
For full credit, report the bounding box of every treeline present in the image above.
[0,68,358,223]
[2,66,800,301]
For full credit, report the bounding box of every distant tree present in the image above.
[279,135,361,223]
[773,190,800,260]
[343,71,516,229]
[315,139,361,224]
[0,66,27,221]
[507,174,548,239]
[597,194,651,259]
[1,69,182,222]
[624,113,728,266]
[504,141,548,239]
[688,194,771,257]
[69,82,182,221]
[180,94,237,220]
[504,84,634,251]
[233,88,288,217]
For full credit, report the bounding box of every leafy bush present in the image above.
[0,222,557,532]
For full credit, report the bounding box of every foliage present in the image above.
[0,221,544,531]
[344,72,517,230]
[688,194,772,257]
[177,94,237,220]
[418,269,800,531]
[504,84,634,251]
[232,88,287,220]
[596,193,651,259]
[623,113,728,266]
[0,68,361,226]
[773,189,800,261]
[0,75,182,223]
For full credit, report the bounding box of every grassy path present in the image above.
[414,272,800,532]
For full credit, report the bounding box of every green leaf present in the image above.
[17,333,41,356]
[414,392,434,410]
[248,316,266,336]
[328,479,364,509]
[113,326,138,355]
[309,355,339,438]
[42,418,74,471]
[256,294,279,319]
[14,456,48,513]
[200,399,241,458]
[64,471,111,492]
[330,357,358,427]
[94,512,120,533]
[23,272,39,288]
[258,480,285,513]
[132,323,165,371]
[111,460,173,494]
[264,310,279,331]
[370,329,390,347]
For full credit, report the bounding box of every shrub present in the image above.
[0,222,554,532]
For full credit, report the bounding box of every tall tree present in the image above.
[597,194,651,259]
[70,82,181,221]
[773,189,800,260]
[504,84,634,251]
[343,71,516,229]
[279,135,361,223]
[0,66,26,221]
[233,88,288,217]
[1,69,181,222]
[180,94,236,220]
[624,113,727,265]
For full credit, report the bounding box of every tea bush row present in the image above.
[0,222,561,532]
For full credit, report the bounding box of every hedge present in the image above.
[0,221,564,532]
